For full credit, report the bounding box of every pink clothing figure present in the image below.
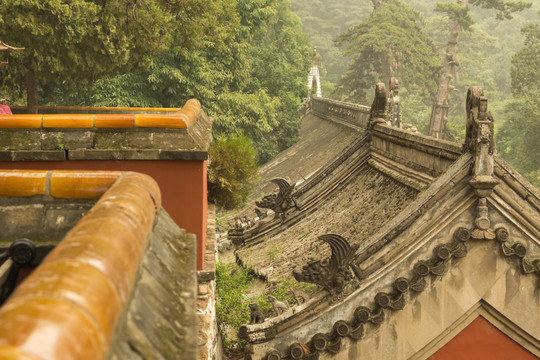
[0,104,12,114]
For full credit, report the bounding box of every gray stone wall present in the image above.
[0,197,94,244]
[108,210,198,360]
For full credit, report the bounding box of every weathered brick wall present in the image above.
[197,204,220,360]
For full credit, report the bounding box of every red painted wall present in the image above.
[430,316,537,359]
[0,160,208,270]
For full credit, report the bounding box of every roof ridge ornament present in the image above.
[465,86,499,198]
[368,83,388,126]
[293,234,359,298]
[255,177,299,222]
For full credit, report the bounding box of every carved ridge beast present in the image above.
[255,177,299,221]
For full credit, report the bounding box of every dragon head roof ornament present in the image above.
[255,177,299,221]
[293,234,359,297]
[368,83,388,126]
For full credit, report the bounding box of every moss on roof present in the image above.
[237,164,419,283]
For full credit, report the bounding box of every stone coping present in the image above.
[1,99,200,129]
[0,171,161,360]
[373,123,463,157]
[312,96,371,112]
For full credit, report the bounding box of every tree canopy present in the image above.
[427,0,531,139]
[334,0,440,104]
[0,0,174,113]
[290,0,372,85]
[496,10,540,188]
[0,0,311,164]
[510,23,540,97]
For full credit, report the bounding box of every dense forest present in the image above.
[0,0,539,188]
[0,0,311,164]
[292,0,540,188]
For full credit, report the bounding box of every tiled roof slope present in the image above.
[225,104,368,221]
[238,165,419,282]
[234,97,462,283]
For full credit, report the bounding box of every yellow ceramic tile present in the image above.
[0,296,105,360]
[50,171,120,199]
[135,114,187,128]
[15,261,122,341]
[0,170,47,197]
[66,214,147,264]
[113,173,162,211]
[45,234,136,304]
[94,114,135,128]
[0,115,42,128]
[0,346,42,360]
[96,183,156,229]
[42,114,94,128]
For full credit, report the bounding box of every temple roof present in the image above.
[225,109,363,222]
[237,163,419,282]
[230,87,540,359]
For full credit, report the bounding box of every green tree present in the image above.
[147,0,310,162]
[427,0,531,138]
[334,0,440,104]
[52,0,310,164]
[497,95,540,188]
[0,0,173,113]
[208,135,259,210]
[290,0,372,84]
[496,10,540,189]
[510,23,540,97]
[423,16,499,141]
[242,0,311,159]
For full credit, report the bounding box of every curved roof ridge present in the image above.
[0,171,160,360]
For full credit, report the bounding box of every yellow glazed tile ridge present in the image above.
[49,170,122,199]
[10,105,181,112]
[12,260,122,342]
[0,296,106,360]
[134,99,200,128]
[0,170,48,197]
[42,114,94,128]
[94,114,135,128]
[0,346,43,360]
[0,172,161,360]
[134,113,187,128]
[0,98,200,129]
[0,115,43,129]
[177,98,201,127]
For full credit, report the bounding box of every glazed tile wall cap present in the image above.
[0,171,161,360]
